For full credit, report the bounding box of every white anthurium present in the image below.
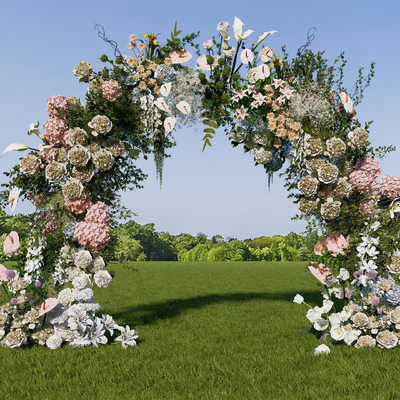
[259,46,274,62]
[257,64,270,79]
[176,101,191,115]
[313,318,329,331]
[154,97,170,113]
[39,143,53,152]
[27,121,45,140]
[330,325,345,341]
[240,48,254,64]
[160,82,172,97]
[246,68,261,84]
[257,31,278,45]
[339,92,355,113]
[8,187,21,213]
[164,117,176,132]
[1,143,30,157]
[233,17,254,41]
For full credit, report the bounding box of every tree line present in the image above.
[0,210,319,262]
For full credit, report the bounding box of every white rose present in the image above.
[203,40,214,50]
[330,326,345,341]
[338,268,350,281]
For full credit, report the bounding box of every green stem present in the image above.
[324,285,337,313]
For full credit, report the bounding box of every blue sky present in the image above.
[0,1,399,240]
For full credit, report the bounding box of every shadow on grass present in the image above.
[111,290,325,327]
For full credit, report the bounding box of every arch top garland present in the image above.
[0,17,399,353]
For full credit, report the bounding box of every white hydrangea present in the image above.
[58,288,74,307]
[94,270,112,288]
[73,288,94,302]
[73,250,93,269]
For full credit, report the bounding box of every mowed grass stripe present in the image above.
[1,261,400,400]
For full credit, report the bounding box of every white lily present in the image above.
[8,187,21,213]
[233,17,254,41]
[154,97,170,112]
[1,143,30,157]
[160,82,172,97]
[256,30,278,45]
[39,143,53,152]
[389,200,400,218]
[240,49,254,64]
[27,121,45,140]
[176,101,191,115]
[164,117,176,132]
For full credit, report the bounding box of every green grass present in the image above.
[1,261,400,399]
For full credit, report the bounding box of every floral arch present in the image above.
[0,18,398,352]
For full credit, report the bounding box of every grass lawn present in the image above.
[1,261,400,399]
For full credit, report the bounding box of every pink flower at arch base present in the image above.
[3,231,20,256]
[0,264,7,281]
[38,298,59,317]
[308,263,333,285]
[314,233,347,257]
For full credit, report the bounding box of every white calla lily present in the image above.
[240,49,254,64]
[8,187,21,213]
[160,82,172,97]
[233,17,254,41]
[176,101,191,115]
[164,117,176,132]
[154,97,170,112]
[256,30,278,45]
[27,121,45,140]
[1,143,30,157]
[39,143,53,152]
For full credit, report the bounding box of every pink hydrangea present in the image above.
[42,213,61,236]
[85,201,110,224]
[379,175,400,199]
[74,221,110,250]
[46,95,69,117]
[101,79,122,102]
[353,157,381,179]
[39,147,56,163]
[359,182,380,213]
[63,188,91,215]
[43,118,68,146]
[348,170,377,194]
[28,191,45,206]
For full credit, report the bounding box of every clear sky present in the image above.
[0,0,399,240]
